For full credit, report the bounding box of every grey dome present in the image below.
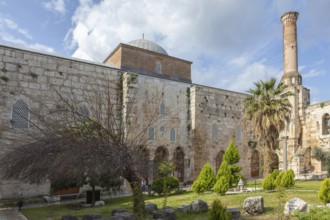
[127,39,168,55]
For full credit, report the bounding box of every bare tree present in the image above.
[0,72,164,207]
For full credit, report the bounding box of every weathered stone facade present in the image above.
[0,11,328,199]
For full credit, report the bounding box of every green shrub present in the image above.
[223,140,240,164]
[132,182,145,219]
[192,163,215,194]
[287,169,295,187]
[294,207,330,220]
[262,174,275,191]
[271,169,280,179]
[280,169,295,188]
[223,140,242,187]
[213,176,229,195]
[274,171,284,186]
[318,178,330,204]
[151,176,179,195]
[216,161,231,181]
[208,198,230,220]
[192,179,207,194]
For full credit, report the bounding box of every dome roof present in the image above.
[127,39,168,55]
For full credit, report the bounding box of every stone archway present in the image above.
[174,147,185,182]
[251,150,259,177]
[215,150,225,172]
[153,146,168,179]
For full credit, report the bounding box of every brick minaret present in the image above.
[279,11,310,174]
[281,11,301,85]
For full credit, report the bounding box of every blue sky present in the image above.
[1,0,330,103]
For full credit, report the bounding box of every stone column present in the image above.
[281,11,299,75]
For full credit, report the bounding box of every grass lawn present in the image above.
[21,180,324,220]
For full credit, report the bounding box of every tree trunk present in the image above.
[91,184,96,207]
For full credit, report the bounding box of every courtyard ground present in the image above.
[1,180,325,219]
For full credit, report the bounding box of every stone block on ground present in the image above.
[82,213,102,220]
[243,196,264,216]
[95,200,105,207]
[111,209,128,216]
[177,204,190,213]
[152,206,176,220]
[226,208,240,220]
[284,197,307,215]
[44,195,60,203]
[61,215,79,220]
[190,199,208,213]
[145,203,158,214]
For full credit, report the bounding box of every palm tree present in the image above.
[244,78,292,175]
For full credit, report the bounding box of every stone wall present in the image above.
[303,101,330,174]
[0,45,120,198]
[122,72,192,182]
[190,85,256,179]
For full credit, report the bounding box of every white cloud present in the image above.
[0,17,32,39]
[0,15,54,53]
[66,0,278,61]
[302,69,325,78]
[226,60,281,93]
[43,0,66,15]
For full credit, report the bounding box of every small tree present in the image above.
[318,178,330,204]
[213,176,229,196]
[223,140,242,187]
[271,169,280,180]
[216,161,231,182]
[208,198,230,220]
[262,173,275,191]
[132,182,145,220]
[274,171,285,187]
[157,161,176,207]
[192,163,216,194]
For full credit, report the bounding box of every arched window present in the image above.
[156,62,162,74]
[11,100,29,129]
[322,113,330,135]
[212,123,218,141]
[174,147,185,181]
[170,128,176,142]
[148,127,155,141]
[160,102,165,117]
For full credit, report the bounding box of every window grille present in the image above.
[11,100,29,129]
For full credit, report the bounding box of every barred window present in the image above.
[148,127,155,141]
[170,128,176,142]
[11,100,29,129]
